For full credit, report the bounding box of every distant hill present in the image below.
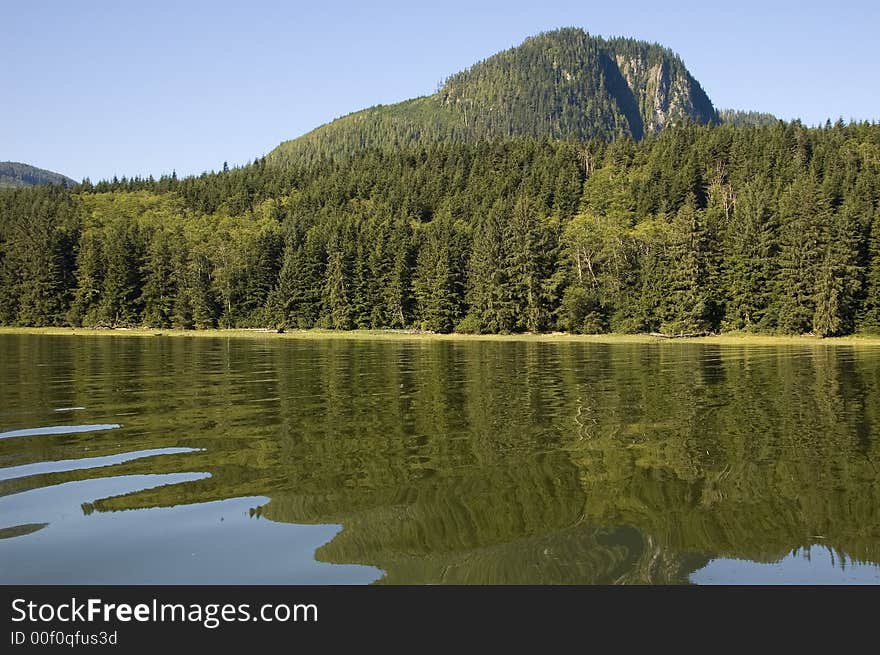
[718,109,778,127]
[0,162,76,189]
[270,28,718,165]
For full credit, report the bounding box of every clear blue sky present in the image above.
[3,0,877,182]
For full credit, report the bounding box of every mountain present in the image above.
[0,162,76,189]
[270,28,718,165]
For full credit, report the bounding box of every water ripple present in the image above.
[0,447,202,482]
[0,424,122,440]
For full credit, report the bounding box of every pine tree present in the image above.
[238,228,282,325]
[269,225,325,329]
[508,195,554,332]
[186,251,219,329]
[659,195,714,335]
[351,225,377,328]
[859,209,880,333]
[384,218,414,328]
[99,217,144,327]
[722,181,777,330]
[813,202,865,335]
[323,230,353,330]
[171,237,194,330]
[774,176,827,334]
[631,217,672,332]
[413,216,465,333]
[140,229,177,328]
[69,228,106,326]
[465,201,513,333]
[813,249,844,337]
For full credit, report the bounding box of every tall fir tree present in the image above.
[507,195,551,332]
[270,227,325,329]
[322,227,353,330]
[464,200,514,333]
[68,228,105,326]
[413,215,465,333]
[774,175,828,334]
[658,195,714,335]
[99,217,144,327]
[722,181,777,331]
[140,229,177,328]
[860,209,880,333]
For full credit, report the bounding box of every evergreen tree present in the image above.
[812,249,845,337]
[238,228,283,325]
[859,209,880,333]
[384,218,414,328]
[68,229,104,326]
[99,217,144,326]
[269,225,325,329]
[774,176,827,334]
[659,195,714,335]
[158,228,193,329]
[722,181,776,330]
[322,228,353,330]
[140,229,177,328]
[812,202,864,336]
[0,189,80,326]
[507,196,551,332]
[186,251,219,329]
[464,201,513,333]
[413,216,465,332]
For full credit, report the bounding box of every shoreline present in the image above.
[1,326,880,347]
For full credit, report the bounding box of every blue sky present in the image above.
[2,1,877,182]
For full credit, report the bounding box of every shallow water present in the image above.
[1,334,879,584]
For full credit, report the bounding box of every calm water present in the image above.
[1,334,879,584]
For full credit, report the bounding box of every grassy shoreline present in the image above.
[1,326,880,347]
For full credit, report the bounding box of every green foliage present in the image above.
[721,181,776,331]
[859,209,880,333]
[465,200,515,333]
[1,121,880,336]
[717,109,778,128]
[0,187,80,326]
[658,196,715,335]
[774,175,828,334]
[412,214,467,333]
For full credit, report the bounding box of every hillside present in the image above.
[0,161,76,189]
[269,28,718,165]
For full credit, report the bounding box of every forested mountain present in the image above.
[2,120,879,337]
[1,28,878,337]
[270,28,718,166]
[0,162,76,189]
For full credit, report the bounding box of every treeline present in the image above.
[1,120,879,335]
[717,109,778,128]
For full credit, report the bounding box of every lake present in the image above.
[1,333,879,584]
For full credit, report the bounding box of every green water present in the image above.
[1,334,879,584]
